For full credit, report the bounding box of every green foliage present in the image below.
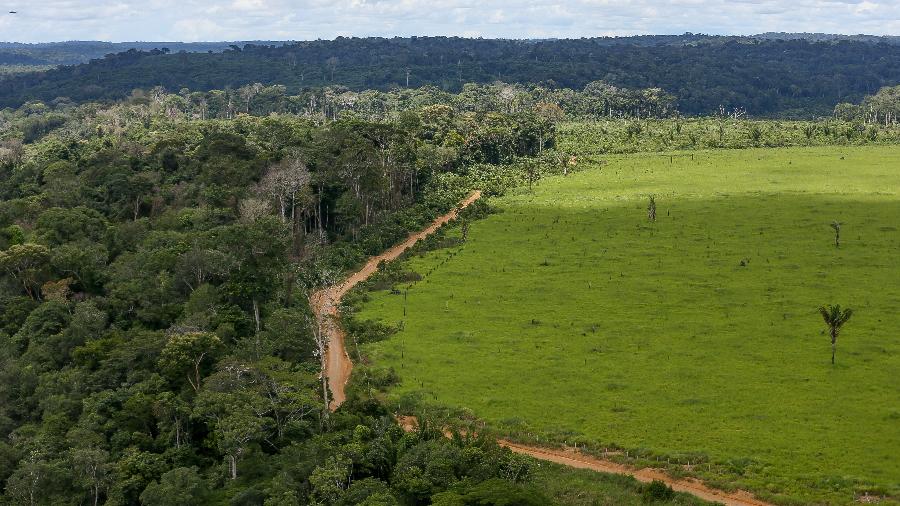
[643,480,675,502]
[557,118,900,155]
[818,304,855,364]
[139,466,208,506]
[434,478,551,505]
[0,243,51,299]
[530,462,709,505]
[836,85,900,126]
[159,332,222,391]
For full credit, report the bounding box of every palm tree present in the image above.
[818,304,853,365]
[830,221,842,248]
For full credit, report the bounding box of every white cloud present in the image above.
[0,0,898,42]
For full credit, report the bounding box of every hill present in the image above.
[0,41,286,65]
[2,37,899,116]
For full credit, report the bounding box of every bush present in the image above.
[642,480,675,502]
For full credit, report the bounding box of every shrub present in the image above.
[642,480,675,501]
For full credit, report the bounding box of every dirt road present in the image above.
[499,440,772,506]
[309,190,483,410]
[312,189,773,506]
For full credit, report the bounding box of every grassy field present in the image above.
[533,461,710,505]
[354,145,900,505]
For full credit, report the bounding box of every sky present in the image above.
[0,0,898,43]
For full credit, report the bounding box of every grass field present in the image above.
[354,145,900,505]
[533,461,710,505]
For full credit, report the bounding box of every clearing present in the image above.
[355,145,900,504]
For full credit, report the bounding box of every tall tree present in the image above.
[0,243,51,300]
[818,304,853,365]
[159,332,222,392]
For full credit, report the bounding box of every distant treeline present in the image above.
[0,41,278,65]
[2,32,898,66]
[2,37,900,116]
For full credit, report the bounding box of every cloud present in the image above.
[0,0,898,42]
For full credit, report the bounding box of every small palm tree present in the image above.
[818,304,853,365]
[830,221,842,248]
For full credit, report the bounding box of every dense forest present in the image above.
[0,81,676,146]
[0,80,590,504]
[3,37,900,116]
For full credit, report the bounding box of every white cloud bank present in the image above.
[0,0,898,43]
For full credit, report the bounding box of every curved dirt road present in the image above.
[499,441,772,506]
[313,189,773,506]
[310,190,483,410]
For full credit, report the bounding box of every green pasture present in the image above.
[355,145,900,504]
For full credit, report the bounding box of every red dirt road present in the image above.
[498,441,772,506]
[312,189,773,506]
[310,190,483,410]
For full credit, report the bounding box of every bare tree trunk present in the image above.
[189,352,206,392]
[831,331,837,365]
[253,299,261,334]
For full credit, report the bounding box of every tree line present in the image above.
[0,81,668,147]
[834,85,900,126]
[2,37,900,116]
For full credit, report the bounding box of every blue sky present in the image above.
[1,0,898,43]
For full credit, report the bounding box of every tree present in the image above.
[195,387,263,482]
[215,410,270,480]
[152,392,191,450]
[4,455,56,506]
[139,466,207,506]
[310,454,352,503]
[159,332,222,392]
[647,196,657,222]
[253,357,320,440]
[69,447,110,506]
[259,157,312,227]
[818,304,853,365]
[239,197,273,223]
[174,245,234,292]
[830,221,842,248]
[49,240,108,293]
[0,243,51,300]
